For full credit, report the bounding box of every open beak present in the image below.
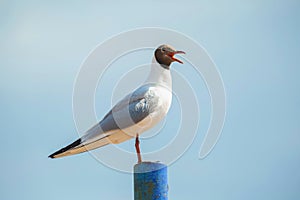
[168,50,185,64]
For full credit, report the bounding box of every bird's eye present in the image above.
[161,48,165,52]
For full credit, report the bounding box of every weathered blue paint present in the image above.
[134,162,168,200]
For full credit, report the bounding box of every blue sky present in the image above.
[1,0,300,199]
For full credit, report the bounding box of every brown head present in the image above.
[154,44,185,69]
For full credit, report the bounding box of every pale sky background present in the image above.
[1,0,300,200]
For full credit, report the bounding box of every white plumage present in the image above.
[49,45,184,159]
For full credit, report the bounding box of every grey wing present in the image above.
[48,85,161,158]
[100,84,159,132]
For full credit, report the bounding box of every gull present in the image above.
[49,44,185,162]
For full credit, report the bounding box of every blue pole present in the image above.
[134,162,168,200]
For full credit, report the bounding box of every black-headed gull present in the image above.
[49,44,185,162]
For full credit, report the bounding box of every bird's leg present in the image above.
[135,134,142,164]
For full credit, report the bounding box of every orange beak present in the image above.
[168,51,185,64]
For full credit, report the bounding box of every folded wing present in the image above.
[49,84,159,158]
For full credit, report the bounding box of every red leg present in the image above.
[135,134,142,164]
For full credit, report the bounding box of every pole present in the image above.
[134,162,168,200]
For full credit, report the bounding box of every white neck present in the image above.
[144,57,172,89]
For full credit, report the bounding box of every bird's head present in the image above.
[154,44,185,69]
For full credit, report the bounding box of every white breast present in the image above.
[109,58,173,140]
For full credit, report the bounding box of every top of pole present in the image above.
[134,161,167,173]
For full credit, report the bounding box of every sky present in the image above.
[1,0,300,199]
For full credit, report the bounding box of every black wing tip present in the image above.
[48,139,82,159]
[48,154,55,159]
[48,150,61,159]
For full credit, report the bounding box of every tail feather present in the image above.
[48,135,112,159]
[48,129,133,159]
[49,123,109,159]
[48,139,82,158]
